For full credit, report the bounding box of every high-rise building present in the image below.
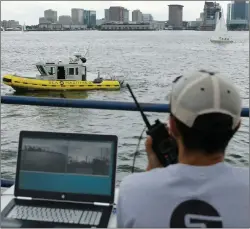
[132,10,143,22]
[59,15,72,25]
[142,14,153,23]
[71,8,84,25]
[227,3,232,23]
[246,2,249,21]
[84,10,89,25]
[230,0,248,20]
[39,17,49,24]
[200,12,204,20]
[168,4,183,29]
[203,2,221,21]
[227,1,249,30]
[1,20,8,29]
[123,9,129,23]
[108,6,127,22]
[84,10,96,27]
[109,6,120,21]
[104,9,110,21]
[89,11,96,27]
[200,2,221,31]
[44,9,57,23]
[1,20,19,29]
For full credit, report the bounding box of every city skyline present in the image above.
[1,1,231,25]
[22,138,112,160]
[22,138,69,155]
[68,140,111,163]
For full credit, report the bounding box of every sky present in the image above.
[1,1,230,25]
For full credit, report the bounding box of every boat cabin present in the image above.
[35,54,87,81]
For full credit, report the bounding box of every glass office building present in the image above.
[89,11,96,27]
[83,10,96,28]
[230,1,248,20]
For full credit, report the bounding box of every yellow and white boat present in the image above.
[2,53,124,92]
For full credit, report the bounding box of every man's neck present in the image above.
[178,146,224,166]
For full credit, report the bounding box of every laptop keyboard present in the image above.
[7,205,103,226]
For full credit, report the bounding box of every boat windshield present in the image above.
[36,65,48,75]
[45,66,56,75]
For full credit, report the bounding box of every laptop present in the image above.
[1,130,118,228]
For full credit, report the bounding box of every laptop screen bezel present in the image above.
[14,131,118,204]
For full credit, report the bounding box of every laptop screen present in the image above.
[15,131,117,203]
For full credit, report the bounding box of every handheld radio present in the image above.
[127,84,178,167]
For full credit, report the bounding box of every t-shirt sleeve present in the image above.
[116,176,136,228]
[116,188,125,228]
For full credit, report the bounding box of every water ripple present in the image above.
[1,31,249,184]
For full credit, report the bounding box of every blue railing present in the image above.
[1,179,14,188]
[1,96,250,116]
[1,95,249,189]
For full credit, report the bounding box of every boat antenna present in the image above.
[84,43,91,58]
[116,44,132,80]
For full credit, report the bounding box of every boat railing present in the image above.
[1,95,249,188]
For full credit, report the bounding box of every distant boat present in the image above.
[210,9,233,44]
[1,26,5,32]
[22,23,27,32]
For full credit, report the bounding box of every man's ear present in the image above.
[169,115,179,138]
[234,119,241,133]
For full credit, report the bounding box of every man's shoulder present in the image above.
[119,163,249,192]
[226,164,249,184]
[229,164,249,173]
[120,168,161,187]
[119,164,177,193]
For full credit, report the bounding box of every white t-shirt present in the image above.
[117,162,249,228]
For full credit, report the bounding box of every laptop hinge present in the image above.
[16,196,32,200]
[93,202,112,206]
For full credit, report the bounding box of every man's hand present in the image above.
[145,136,163,171]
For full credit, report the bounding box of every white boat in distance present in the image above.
[210,9,233,44]
[22,23,27,32]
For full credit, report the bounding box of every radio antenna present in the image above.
[126,84,151,129]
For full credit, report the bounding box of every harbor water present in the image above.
[1,31,249,186]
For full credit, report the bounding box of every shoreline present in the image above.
[1,29,249,32]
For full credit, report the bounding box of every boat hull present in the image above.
[3,74,122,92]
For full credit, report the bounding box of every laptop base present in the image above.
[1,198,113,228]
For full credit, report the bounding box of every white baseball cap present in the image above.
[169,70,242,130]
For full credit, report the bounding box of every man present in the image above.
[117,70,249,228]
